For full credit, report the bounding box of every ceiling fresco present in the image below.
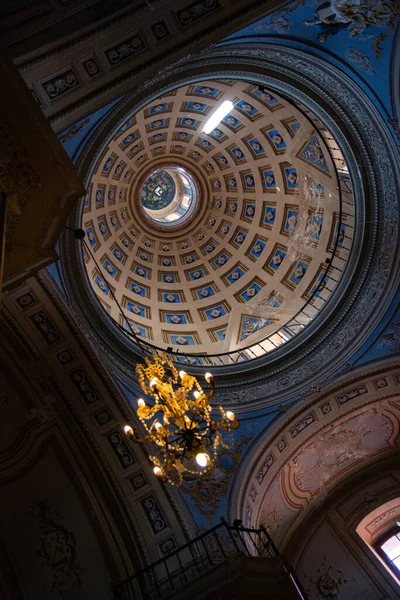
[48,3,400,529]
[222,0,400,143]
[80,79,355,361]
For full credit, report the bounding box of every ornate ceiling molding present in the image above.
[61,43,400,411]
[230,360,400,551]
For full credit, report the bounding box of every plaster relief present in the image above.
[293,411,395,496]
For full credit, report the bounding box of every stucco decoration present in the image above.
[80,79,352,360]
[299,523,381,600]
[62,44,400,411]
[232,363,400,547]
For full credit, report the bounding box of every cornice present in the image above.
[61,43,400,412]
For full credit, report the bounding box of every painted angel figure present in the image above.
[303,0,397,51]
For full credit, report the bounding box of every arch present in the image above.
[231,361,400,549]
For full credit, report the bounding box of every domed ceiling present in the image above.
[82,79,355,365]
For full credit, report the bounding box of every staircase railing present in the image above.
[112,520,307,600]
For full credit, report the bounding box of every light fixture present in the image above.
[124,352,239,486]
[202,100,234,134]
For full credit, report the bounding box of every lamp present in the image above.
[124,352,239,486]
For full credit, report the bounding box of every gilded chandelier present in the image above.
[124,352,239,486]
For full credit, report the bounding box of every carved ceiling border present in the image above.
[230,361,400,549]
[61,44,400,411]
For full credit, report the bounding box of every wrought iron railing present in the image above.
[112,521,307,600]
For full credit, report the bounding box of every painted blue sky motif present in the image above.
[244,202,256,220]
[95,188,104,206]
[267,247,286,272]
[188,269,205,280]
[126,322,147,337]
[218,222,231,236]
[182,254,197,265]
[162,292,181,303]
[235,99,258,116]
[251,86,280,106]
[98,220,109,237]
[289,261,309,286]
[103,260,117,278]
[112,247,125,262]
[209,128,225,141]
[290,122,301,135]
[127,302,145,317]
[130,282,147,297]
[242,173,256,190]
[249,238,267,259]
[95,275,110,295]
[263,205,276,226]
[212,253,230,269]
[239,282,263,302]
[165,313,189,324]
[187,101,208,113]
[226,200,238,214]
[214,328,227,341]
[149,119,166,129]
[261,171,276,193]
[195,285,215,300]
[240,316,274,342]
[175,131,190,141]
[204,305,227,320]
[120,131,137,148]
[226,266,246,285]
[170,334,196,346]
[222,114,242,130]
[194,85,219,96]
[308,214,324,242]
[109,215,119,228]
[266,129,287,150]
[203,241,217,254]
[229,146,246,163]
[149,102,168,114]
[283,208,299,234]
[86,226,97,247]
[102,155,115,175]
[161,273,177,284]
[215,154,229,168]
[222,1,398,122]
[247,137,265,155]
[226,176,237,190]
[198,138,214,151]
[284,167,298,190]
[113,162,124,178]
[180,117,197,128]
[134,265,149,278]
[299,136,330,173]
[233,231,247,246]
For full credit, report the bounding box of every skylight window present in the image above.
[202,100,234,134]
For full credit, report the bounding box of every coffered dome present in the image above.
[82,79,355,366]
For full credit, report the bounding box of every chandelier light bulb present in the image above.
[179,370,187,379]
[154,422,162,430]
[226,411,236,421]
[153,466,162,476]
[193,391,201,399]
[149,377,158,388]
[205,372,213,382]
[124,425,133,434]
[137,398,145,407]
[195,452,210,468]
